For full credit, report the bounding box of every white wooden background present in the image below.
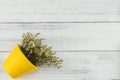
[0,0,120,80]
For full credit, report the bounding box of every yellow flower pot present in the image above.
[3,44,38,78]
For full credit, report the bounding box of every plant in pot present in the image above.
[3,32,63,78]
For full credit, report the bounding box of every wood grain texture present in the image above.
[0,23,120,80]
[0,0,120,79]
[1,23,120,51]
[0,52,120,80]
[0,0,120,22]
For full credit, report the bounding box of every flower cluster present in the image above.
[20,32,63,68]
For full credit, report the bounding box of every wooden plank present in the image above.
[0,23,120,51]
[0,52,120,80]
[0,0,119,22]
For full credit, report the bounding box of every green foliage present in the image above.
[20,32,63,68]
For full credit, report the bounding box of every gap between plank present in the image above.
[0,21,120,24]
[1,50,120,53]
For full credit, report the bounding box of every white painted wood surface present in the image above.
[1,23,120,51]
[0,0,119,22]
[0,0,120,80]
[1,52,120,80]
[0,24,120,80]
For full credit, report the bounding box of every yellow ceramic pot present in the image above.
[3,44,38,78]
